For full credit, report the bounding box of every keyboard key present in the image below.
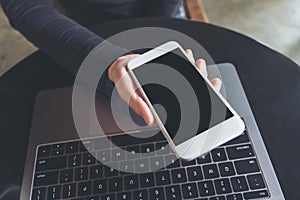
[135,158,150,173]
[150,156,165,171]
[101,194,115,200]
[32,187,46,200]
[141,143,155,157]
[68,154,81,167]
[226,144,254,160]
[83,152,96,165]
[181,159,196,166]
[187,166,203,181]
[47,185,61,200]
[108,177,123,192]
[140,172,155,188]
[104,163,119,177]
[133,189,148,200]
[243,190,269,199]
[198,181,215,197]
[75,167,88,181]
[218,162,235,177]
[203,164,219,179]
[165,155,180,169]
[124,175,138,190]
[165,185,181,200]
[97,150,111,163]
[52,143,65,150]
[62,183,76,198]
[111,148,125,161]
[182,183,199,199]
[80,140,93,152]
[60,169,73,183]
[210,196,225,200]
[78,181,91,196]
[230,176,249,192]
[37,146,51,158]
[214,178,232,194]
[90,165,103,179]
[52,149,64,156]
[94,137,110,150]
[197,154,212,164]
[36,156,66,172]
[66,142,78,154]
[224,131,249,146]
[149,187,164,200]
[126,146,140,159]
[155,170,171,186]
[119,160,134,174]
[34,171,58,186]
[93,179,107,194]
[117,192,131,200]
[226,194,243,200]
[234,159,259,174]
[86,196,99,200]
[247,174,266,190]
[211,148,227,162]
[156,141,170,155]
[171,168,187,183]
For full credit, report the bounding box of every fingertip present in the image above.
[196,58,206,67]
[185,49,192,54]
[211,78,222,92]
[138,99,155,126]
[145,113,155,126]
[129,94,142,116]
[196,59,201,66]
[143,109,155,126]
[211,78,219,84]
[214,78,222,84]
[185,49,196,63]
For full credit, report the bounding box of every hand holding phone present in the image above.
[110,41,244,160]
[108,48,221,126]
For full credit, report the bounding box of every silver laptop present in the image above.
[20,63,285,199]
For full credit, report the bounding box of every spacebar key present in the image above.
[36,156,67,171]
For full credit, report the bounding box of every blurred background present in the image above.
[0,0,300,76]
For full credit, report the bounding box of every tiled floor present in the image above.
[0,0,299,76]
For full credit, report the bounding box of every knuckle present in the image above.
[108,66,115,81]
[115,56,125,65]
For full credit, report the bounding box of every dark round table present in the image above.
[0,18,299,199]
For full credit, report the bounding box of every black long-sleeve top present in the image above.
[0,0,180,78]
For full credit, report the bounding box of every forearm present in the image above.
[0,0,127,75]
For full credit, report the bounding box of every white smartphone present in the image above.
[127,41,245,160]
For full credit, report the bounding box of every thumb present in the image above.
[129,92,155,126]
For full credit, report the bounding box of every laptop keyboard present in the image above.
[31,129,270,200]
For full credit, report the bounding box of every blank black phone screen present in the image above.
[132,48,233,145]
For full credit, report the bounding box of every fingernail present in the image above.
[146,115,154,126]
